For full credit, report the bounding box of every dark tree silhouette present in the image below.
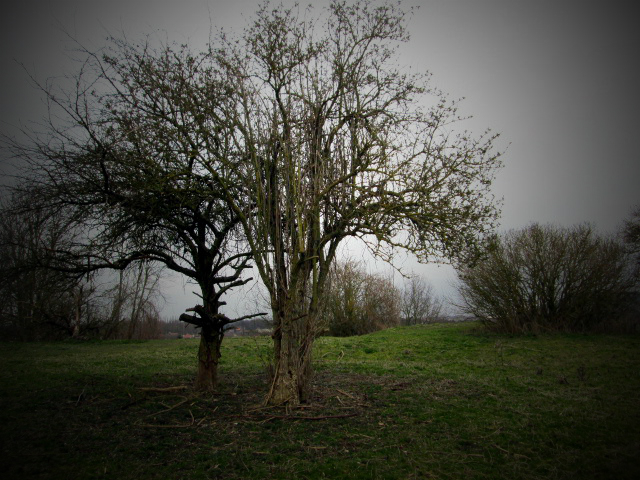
[3,39,263,390]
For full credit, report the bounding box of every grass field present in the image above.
[1,322,639,479]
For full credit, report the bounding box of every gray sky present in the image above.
[2,1,639,317]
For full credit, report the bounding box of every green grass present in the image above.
[1,323,639,479]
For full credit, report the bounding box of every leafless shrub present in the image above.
[456,224,635,333]
[321,260,401,336]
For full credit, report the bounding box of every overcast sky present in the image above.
[2,1,639,317]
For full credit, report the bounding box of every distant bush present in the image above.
[456,224,636,333]
[623,206,640,279]
[401,276,443,325]
[320,260,401,336]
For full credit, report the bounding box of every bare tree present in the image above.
[101,261,164,340]
[0,196,166,340]
[2,39,263,390]
[401,276,442,325]
[0,195,155,340]
[0,194,90,340]
[204,1,502,404]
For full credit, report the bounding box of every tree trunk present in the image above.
[267,304,314,406]
[194,327,222,391]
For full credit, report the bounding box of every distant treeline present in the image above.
[161,317,272,339]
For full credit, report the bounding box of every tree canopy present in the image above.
[2,38,261,390]
[3,0,503,402]
[197,0,503,404]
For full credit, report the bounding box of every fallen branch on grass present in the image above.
[138,422,195,428]
[336,388,355,399]
[257,412,358,422]
[145,397,190,418]
[137,386,189,393]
